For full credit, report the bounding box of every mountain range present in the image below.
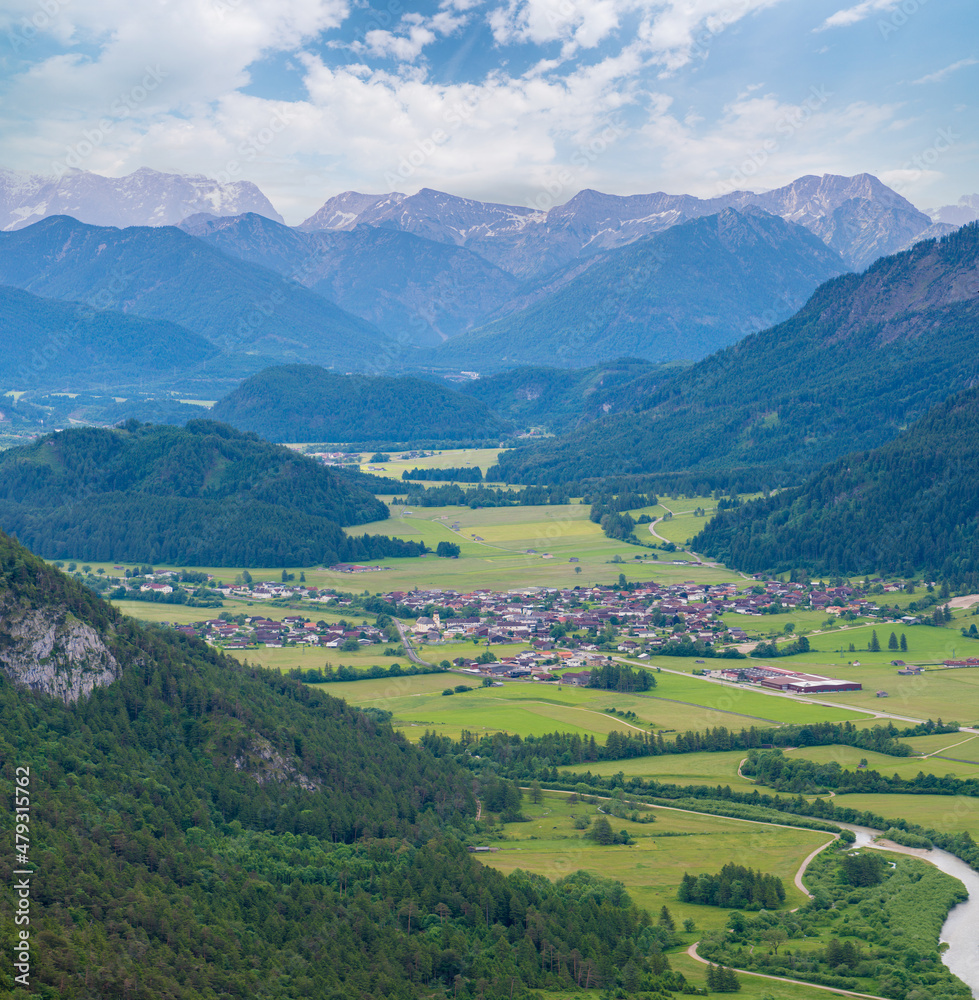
[0,216,391,382]
[425,208,848,370]
[0,166,283,230]
[302,172,949,276]
[491,222,979,488]
[0,166,973,408]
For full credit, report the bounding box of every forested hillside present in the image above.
[0,420,423,566]
[492,224,979,487]
[454,359,687,433]
[0,216,391,370]
[692,386,979,586]
[211,365,512,443]
[0,285,225,390]
[0,532,686,999]
[429,208,847,370]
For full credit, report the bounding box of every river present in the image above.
[834,822,979,997]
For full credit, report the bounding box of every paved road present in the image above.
[394,620,433,666]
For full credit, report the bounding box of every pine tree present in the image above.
[900,632,908,651]
[705,963,719,990]
[888,631,899,650]
[719,965,741,992]
[869,630,881,652]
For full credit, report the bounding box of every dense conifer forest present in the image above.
[692,386,979,584]
[0,421,425,566]
[211,365,512,443]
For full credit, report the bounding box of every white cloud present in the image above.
[815,0,898,31]
[912,58,978,85]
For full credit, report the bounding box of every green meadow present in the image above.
[478,790,829,934]
[359,447,505,481]
[327,668,869,743]
[560,749,756,789]
[832,792,979,840]
[339,503,733,592]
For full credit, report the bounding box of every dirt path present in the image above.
[684,942,894,1000]
[946,593,979,610]
[793,835,839,897]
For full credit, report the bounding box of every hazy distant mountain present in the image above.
[427,208,848,370]
[302,173,937,277]
[0,216,390,370]
[0,285,221,390]
[0,167,283,231]
[181,212,520,345]
[927,194,979,227]
[453,358,686,433]
[491,223,979,487]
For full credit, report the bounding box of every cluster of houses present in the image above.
[379,578,892,654]
[171,616,388,650]
[136,573,919,673]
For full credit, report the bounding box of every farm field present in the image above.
[832,792,979,840]
[558,736,979,789]
[359,447,505,481]
[560,749,755,788]
[624,669,869,726]
[781,743,979,780]
[478,790,830,934]
[108,599,345,626]
[328,669,868,744]
[340,503,736,592]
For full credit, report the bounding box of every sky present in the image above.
[0,0,975,224]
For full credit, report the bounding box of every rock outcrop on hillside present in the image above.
[0,602,120,703]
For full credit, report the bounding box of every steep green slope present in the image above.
[428,208,847,370]
[0,216,392,371]
[453,359,692,433]
[0,532,684,999]
[0,420,423,566]
[211,365,512,443]
[493,224,979,487]
[0,285,231,390]
[692,386,979,585]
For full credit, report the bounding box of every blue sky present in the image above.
[0,0,975,223]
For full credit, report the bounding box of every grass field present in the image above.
[478,790,830,935]
[327,668,868,743]
[832,792,979,840]
[560,749,756,788]
[359,448,505,482]
[626,669,869,726]
[782,743,979,781]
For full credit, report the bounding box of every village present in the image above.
[116,570,941,689]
